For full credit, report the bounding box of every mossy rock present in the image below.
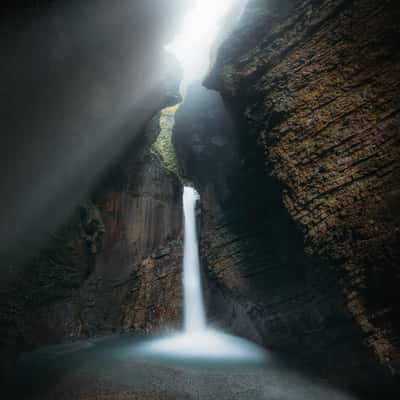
[151,104,180,175]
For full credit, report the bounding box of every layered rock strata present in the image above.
[173,0,400,395]
[204,0,400,377]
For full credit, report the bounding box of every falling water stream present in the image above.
[10,2,365,397]
[9,2,379,397]
[136,186,266,362]
[183,186,206,332]
[135,0,266,363]
[16,190,355,398]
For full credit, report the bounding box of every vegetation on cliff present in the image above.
[151,104,181,176]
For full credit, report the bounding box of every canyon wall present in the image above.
[174,0,400,395]
[0,124,183,348]
[0,0,185,380]
[206,0,400,376]
[1,1,399,397]
[0,98,184,382]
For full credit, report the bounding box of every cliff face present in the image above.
[174,83,390,396]
[0,106,184,379]
[0,0,185,263]
[203,0,400,376]
[0,0,185,379]
[169,0,400,394]
[2,1,399,396]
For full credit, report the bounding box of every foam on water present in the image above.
[137,329,266,363]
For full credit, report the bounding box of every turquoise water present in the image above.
[12,334,356,400]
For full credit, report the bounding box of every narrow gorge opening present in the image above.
[1,1,400,399]
[134,0,267,363]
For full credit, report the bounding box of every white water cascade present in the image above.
[135,0,266,363]
[136,186,266,362]
[182,186,206,332]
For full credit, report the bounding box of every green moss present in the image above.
[151,104,180,175]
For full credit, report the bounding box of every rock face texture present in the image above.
[0,0,185,380]
[0,112,184,380]
[174,0,400,395]
[174,82,392,398]
[2,1,399,398]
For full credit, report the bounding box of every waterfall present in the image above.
[136,185,266,362]
[134,0,266,364]
[183,186,206,332]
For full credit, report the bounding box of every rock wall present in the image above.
[0,0,185,264]
[0,0,185,380]
[172,0,400,396]
[173,83,395,398]
[204,0,400,377]
[0,112,184,380]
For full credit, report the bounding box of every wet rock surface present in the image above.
[173,0,400,395]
